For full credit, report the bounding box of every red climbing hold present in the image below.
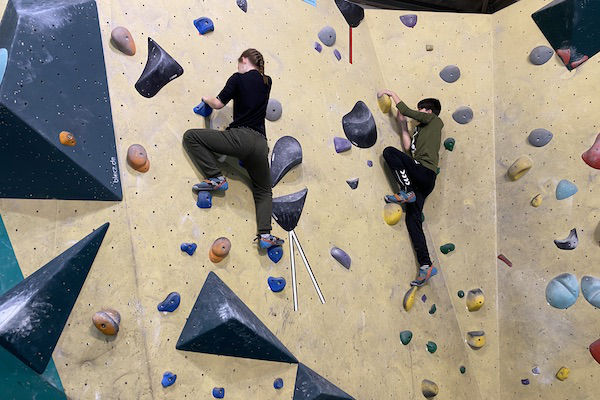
[589,338,600,364]
[582,133,600,169]
[497,254,512,268]
[556,48,570,66]
[571,55,588,68]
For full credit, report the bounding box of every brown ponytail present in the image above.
[239,48,268,85]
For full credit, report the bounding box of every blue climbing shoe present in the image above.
[411,265,438,287]
[256,234,285,249]
[192,176,228,192]
[385,191,416,204]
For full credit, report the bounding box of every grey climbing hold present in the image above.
[400,14,417,28]
[554,228,578,250]
[334,137,352,153]
[272,188,308,232]
[342,101,377,148]
[266,98,282,121]
[135,38,184,98]
[529,46,554,65]
[439,65,460,83]
[452,106,473,124]
[581,276,600,308]
[546,273,579,309]
[318,26,336,47]
[346,178,359,190]
[270,136,302,187]
[330,247,351,269]
[237,0,247,12]
[528,128,553,147]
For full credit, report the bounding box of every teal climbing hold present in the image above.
[400,330,413,345]
[546,273,579,309]
[444,138,455,151]
[457,290,465,298]
[460,366,466,374]
[0,48,7,86]
[556,180,578,200]
[440,243,455,254]
[426,341,437,353]
[429,304,437,314]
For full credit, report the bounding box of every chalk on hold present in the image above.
[268,277,286,292]
[556,179,577,200]
[212,387,225,398]
[318,26,336,47]
[403,286,418,311]
[161,371,177,388]
[466,288,484,311]
[440,243,455,254]
[127,144,150,173]
[421,379,438,398]
[342,101,377,148]
[135,38,183,98]
[507,156,532,180]
[334,137,352,153]
[400,14,417,28]
[444,138,455,151]
[452,106,473,124]
[330,246,351,269]
[426,44,434,51]
[555,367,569,381]
[554,228,578,250]
[181,242,197,255]
[273,378,284,389]
[529,45,554,65]
[194,101,213,117]
[158,292,181,312]
[268,245,283,263]
[266,98,282,121]
[209,237,231,263]
[383,203,403,225]
[193,17,214,35]
[581,276,600,308]
[377,93,391,113]
[528,128,553,147]
[314,42,322,53]
[582,133,600,169]
[334,49,342,61]
[400,330,413,345]
[467,331,486,349]
[546,273,579,309]
[439,65,460,83]
[236,0,247,12]
[531,194,543,207]
[589,338,600,364]
[197,191,212,208]
[111,26,136,56]
[426,341,437,354]
[346,178,359,190]
[92,309,121,336]
[59,131,76,146]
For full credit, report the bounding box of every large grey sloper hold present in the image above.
[266,98,282,121]
[135,37,184,98]
[528,128,553,147]
[342,101,377,148]
[270,136,302,187]
[452,106,473,124]
[272,188,308,232]
[529,45,554,65]
[439,65,460,83]
[318,26,336,47]
[554,228,578,250]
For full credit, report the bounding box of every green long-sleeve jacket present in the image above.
[396,101,443,173]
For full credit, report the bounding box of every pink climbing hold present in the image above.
[582,133,600,169]
[556,48,571,66]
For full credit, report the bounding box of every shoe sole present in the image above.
[193,182,229,192]
[410,267,438,287]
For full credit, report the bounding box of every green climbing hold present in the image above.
[400,330,413,345]
[440,243,455,254]
[444,138,455,151]
[429,304,437,314]
[421,213,425,222]
[426,341,437,354]
[436,167,440,175]
[460,366,466,374]
[458,290,465,298]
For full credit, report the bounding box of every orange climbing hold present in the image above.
[590,339,600,364]
[111,26,136,56]
[582,133,600,170]
[59,131,76,146]
[209,237,231,263]
[127,144,150,173]
[92,309,121,336]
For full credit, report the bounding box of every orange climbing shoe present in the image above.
[411,265,438,287]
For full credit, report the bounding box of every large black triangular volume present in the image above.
[135,37,184,98]
[0,223,109,374]
[176,271,298,364]
[272,188,308,232]
[270,136,302,188]
[334,0,364,28]
[293,363,355,400]
[0,0,122,201]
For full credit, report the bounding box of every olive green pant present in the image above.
[183,127,272,234]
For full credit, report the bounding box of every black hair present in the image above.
[417,98,441,116]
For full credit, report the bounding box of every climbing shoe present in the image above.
[410,265,438,287]
[192,176,228,192]
[256,234,285,249]
[385,191,416,204]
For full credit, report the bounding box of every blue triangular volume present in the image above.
[176,271,298,364]
[0,222,109,374]
[0,0,122,200]
[293,363,354,400]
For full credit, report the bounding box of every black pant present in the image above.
[383,146,437,266]
[183,127,272,234]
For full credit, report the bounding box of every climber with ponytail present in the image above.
[183,48,286,252]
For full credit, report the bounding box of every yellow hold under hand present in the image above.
[377,93,391,113]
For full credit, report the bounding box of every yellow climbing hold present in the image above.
[507,156,532,181]
[403,286,418,311]
[531,194,542,207]
[377,93,391,113]
[383,203,403,225]
[556,367,569,381]
[467,331,486,348]
[421,379,439,398]
[466,288,485,311]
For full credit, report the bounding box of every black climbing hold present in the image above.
[334,0,364,28]
[194,17,214,35]
[268,277,286,293]
[0,0,122,201]
[293,363,355,400]
[135,37,184,98]
[528,128,553,147]
[346,178,359,190]
[213,387,225,398]
[157,292,181,312]
[161,371,177,387]
[0,223,109,374]
[452,107,473,124]
[439,65,461,83]
[176,272,298,364]
[236,0,247,13]
[529,45,554,65]
[342,101,377,148]
[266,98,283,121]
[270,136,302,187]
[272,188,308,232]
[274,378,284,389]
[318,26,336,47]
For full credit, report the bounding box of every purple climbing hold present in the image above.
[268,245,283,263]
[400,14,417,28]
[273,377,284,389]
[193,17,214,35]
[181,243,197,255]
[330,246,351,269]
[421,294,427,302]
[268,277,286,293]
[334,49,342,61]
[521,378,530,385]
[157,292,181,312]
[346,178,359,190]
[212,387,225,398]
[314,42,322,53]
[236,0,247,13]
[197,191,212,208]
[367,160,373,167]
[334,137,352,153]
[161,371,177,387]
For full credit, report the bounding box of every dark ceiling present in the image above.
[349,0,521,14]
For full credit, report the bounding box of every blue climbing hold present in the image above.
[314,42,322,53]
[367,160,373,167]
[194,101,213,117]
[197,191,212,208]
[334,49,342,61]
[212,387,225,398]
[400,14,417,28]
[268,245,283,263]
[180,242,197,255]
[521,378,530,385]
[268,277,286,293]
[0,48,7,86]
[157,292,181,312]
[346,178,359,190]
[161,371,177,388]
[421,294,427,302]
[274,377,284,389]
[330,246,351,269]
[334,137,352,153]
[193,17,214,35]
[556,179,578,200]
[546,273,579,309]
